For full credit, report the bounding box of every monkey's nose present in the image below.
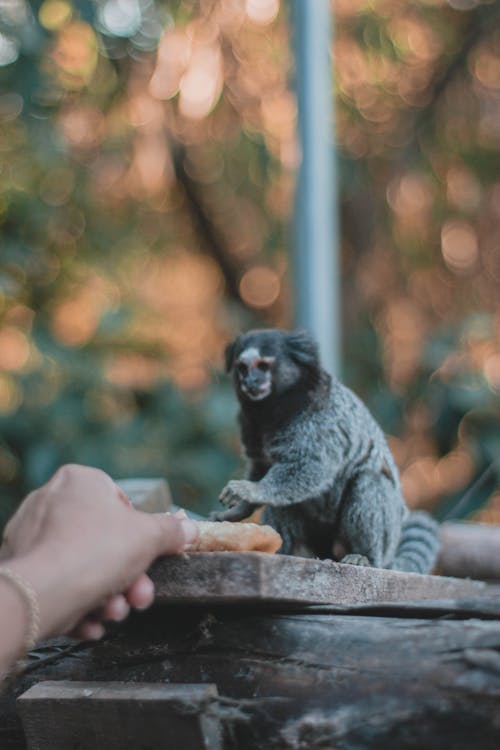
[247,370,264,386]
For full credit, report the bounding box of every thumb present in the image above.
[148,513,199,557]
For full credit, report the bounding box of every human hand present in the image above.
[0,464,198,642]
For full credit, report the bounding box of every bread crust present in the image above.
[189,520,282,553]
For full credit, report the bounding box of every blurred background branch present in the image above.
[172,143,245,305]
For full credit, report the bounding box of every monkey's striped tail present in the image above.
[389,511,440,574]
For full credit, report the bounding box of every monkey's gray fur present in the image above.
[213,328,439,573]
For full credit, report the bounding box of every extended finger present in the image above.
[100,593,130,622]
[125,573,155,610]
[69,618,106,641]
[148,513,199,557]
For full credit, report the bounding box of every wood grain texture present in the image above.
[18,681,222,750]
[149,551,485,605]
[3,604,500,750]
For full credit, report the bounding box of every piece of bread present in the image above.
[189,520,282,554]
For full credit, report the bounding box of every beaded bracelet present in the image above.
[0,567,40,658]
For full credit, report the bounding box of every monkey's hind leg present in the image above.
[340,553,371,566]
[262,507,317,558]
[338,472,404,569]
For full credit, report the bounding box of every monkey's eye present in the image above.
[257,361,270,372]
[237,362,248,377]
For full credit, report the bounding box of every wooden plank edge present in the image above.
[17,680,219,703]
[150,552,485,606]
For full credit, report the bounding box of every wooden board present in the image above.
[17,681,222,750]
[149,551,485,606]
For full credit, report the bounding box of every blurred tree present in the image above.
[0,0,499,529]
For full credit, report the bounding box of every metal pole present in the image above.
[292,0,340,376]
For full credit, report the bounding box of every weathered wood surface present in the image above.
[3,600,500,750]
[300,592,500,619]
[18,681,222,750]
[150,551,485,606]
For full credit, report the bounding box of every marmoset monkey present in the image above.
[213,328,439,573]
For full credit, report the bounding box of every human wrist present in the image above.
[4,551,75,642]
[0,573,31,676]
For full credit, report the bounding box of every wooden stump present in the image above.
[2,597,500,750]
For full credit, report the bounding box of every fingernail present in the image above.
[180,518,199,545]
[117,489,132,507]
[111,598,130,622]
[174,509,188,519]
[86,622,106,641]
[134,578,155,610]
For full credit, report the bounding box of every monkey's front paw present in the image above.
[219,480,260,508]
[340,553,371,567]
[209,510,229,522]
[209,502,253,522]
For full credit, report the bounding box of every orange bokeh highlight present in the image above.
[239,266,281,309]
[50,274,119,347]
[245,0,280,26]
[50,21,98,89]
[0,327,30,371]
[440,220,479,275]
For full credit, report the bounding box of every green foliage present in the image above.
[0,337,240,529]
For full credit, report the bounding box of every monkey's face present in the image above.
[234,346,275,401]
[225,329,322,404]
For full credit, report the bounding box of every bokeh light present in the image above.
[0,375,22,415]
[245,0,280,26]
[0,327,30,371]
[0,33,19,66]
[50,21,98,89]
[441,220,479,274]
[39,0,72,31]
[98,0,142,38]
[239,266,281,309]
